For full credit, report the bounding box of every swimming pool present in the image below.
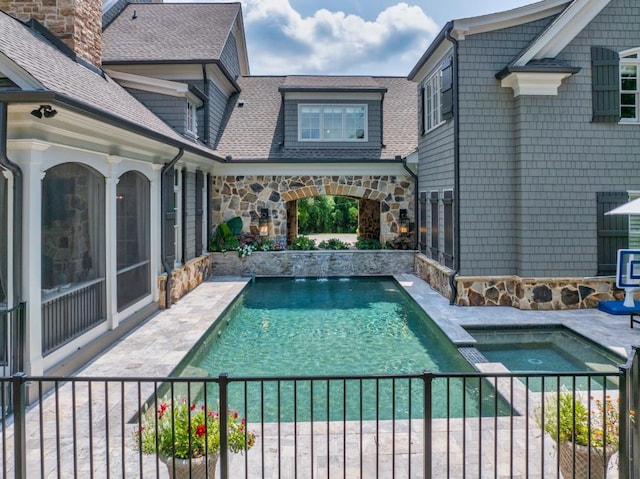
[174,277,506,420]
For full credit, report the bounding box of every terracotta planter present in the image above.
[162,454,218,479]
[558,441,615,479]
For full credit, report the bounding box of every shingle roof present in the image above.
[102,3,240,63]
[0,11,219,158]
[281,76,386,91]
[215,76,417,161]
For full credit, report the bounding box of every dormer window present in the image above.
[621,49,640,122]
[186,100,198,138]
[298,104,367,141]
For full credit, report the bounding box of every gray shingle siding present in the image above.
[220,33,241,79]
[207,81,229,147]
[429,0,640,278]
[125,88,185,134]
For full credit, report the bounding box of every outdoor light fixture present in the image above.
[30,105,58,119]
[399,209,409,235]
[259,208,270,236]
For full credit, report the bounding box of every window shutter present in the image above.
[443,190,454,268]
[181,169,188,263]
[596,192,628,275]
[162,166,176,266]
[420,87,426,135]
[195,170,204,256]
[430,191,439,259]
[441,56,454,121]
[591,46,620,123]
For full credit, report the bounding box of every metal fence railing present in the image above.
[1,348,638,478]
[0,302,25,417]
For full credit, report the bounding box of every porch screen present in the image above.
[117,171,150,311]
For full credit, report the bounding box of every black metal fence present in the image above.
[0,302,25,416]
[1,350,638,479]
[41,279,106,355]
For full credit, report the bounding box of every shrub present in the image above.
[355,237,381,250]
[318,238,350,250]
[289,236,317,250]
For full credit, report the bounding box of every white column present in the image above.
[105,157,120,329]
[2,170,14,309]
[150,164,162,302]
[14,143,49,376]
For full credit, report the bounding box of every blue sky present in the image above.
[168,0,535,75]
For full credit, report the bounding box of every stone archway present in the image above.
[212,174,414,244]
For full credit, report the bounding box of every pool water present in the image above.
[176,277,506,420]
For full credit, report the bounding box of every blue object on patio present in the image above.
[598,300,640,315]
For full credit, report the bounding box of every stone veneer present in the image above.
[415,254,625,310]
[158,254,214,308]
[212,175,414,244]
[211,250,416,277]
[1,0,103,67]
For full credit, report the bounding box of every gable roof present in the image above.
[216,76,417,162]
[0,11,222,160]
[102,3,241,64]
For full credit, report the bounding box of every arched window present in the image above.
[117,171,150,311]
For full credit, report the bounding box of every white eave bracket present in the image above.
[497,67,580,97]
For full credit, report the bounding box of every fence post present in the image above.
[620,362,630,479]
[422,370,432,479]
[219,373,229,479]
[12,372,27,479]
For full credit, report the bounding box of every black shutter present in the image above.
[419,192,427,254]
[597,192,628,275]
[420,87,426,135]
[430,191,439,259]
[441,56,454,121]
[181,169,188,263]
[591,46,620,123]
[195,170,204,256]
[162,166,176,266]
[443,190,454,268]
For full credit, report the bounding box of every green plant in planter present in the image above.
[385,234,414,250]
[210,217,243,252]
[289,236,317,250]
[355,237,381,250]
[318,238,350,250]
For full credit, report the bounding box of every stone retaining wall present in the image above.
[210,250,416,277]
[158,254,215,308]
[415,254,453,299]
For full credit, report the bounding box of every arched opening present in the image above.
[41,162,106,354]
[116,171,150,311]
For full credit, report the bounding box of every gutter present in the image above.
[0,102,22,304]
[160,149,184,309]
[444,26,460,306]
[201,64,211,146]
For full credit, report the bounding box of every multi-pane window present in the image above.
[298,105,367,141]
[424,71,442,132]
[621,50,639,121]
[186,100,198,137]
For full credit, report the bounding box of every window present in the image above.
[621,50,640,122]
[298,105,367,141]
[423,71,442,132]
[116,171,150,311]
[186,100,198,138]
[174,169,182,266]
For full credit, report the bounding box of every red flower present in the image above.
[195,424,206,437]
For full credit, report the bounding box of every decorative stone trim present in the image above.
[157,254,215,308]
[210,250,416,277]
[415,254,453,299]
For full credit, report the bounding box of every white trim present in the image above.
[500,71,574,96]
[285,91,383,101]
[105,70,204,106]
[423,70,444,133]
[0,52,44,90]
[513,0,611,66]
[451,0,571,41]
[620,48,640,123]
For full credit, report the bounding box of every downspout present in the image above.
[202,64,210,146]
[402,157,418,250]
[160,149,183,309]
[445,27,460,305]
[0,102,22,304]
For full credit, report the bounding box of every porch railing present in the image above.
[41,278,106,355]
[1,353,638,479]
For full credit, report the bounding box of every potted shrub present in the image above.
[537,391,619,479]
[134,399,256,479]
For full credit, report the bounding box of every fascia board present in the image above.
[408,41,453,85]
[105,69,191,97]
[0,51,45,90]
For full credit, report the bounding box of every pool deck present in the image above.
[13,274,640,477]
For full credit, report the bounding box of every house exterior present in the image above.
[0,0,417,376]
[408,0,640,309]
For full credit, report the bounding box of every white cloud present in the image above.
[235,1,440,75]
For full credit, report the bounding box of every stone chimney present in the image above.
[0,0,103,67]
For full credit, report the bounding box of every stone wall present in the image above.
[414,254,624,310]
[211,250,416,277]
[158,254,214,308]
[212,174,414,244]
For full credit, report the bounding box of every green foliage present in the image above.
[134,400,256,459]
[355,237,382,250]
[209,217,243,252]
[226,217,244,236]
[297,196,358,234]
[289,236,317,250]
[537,391,619,449]
[318,238,350,250]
